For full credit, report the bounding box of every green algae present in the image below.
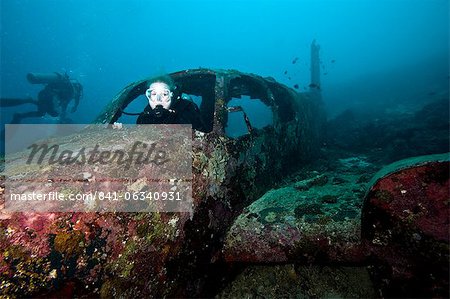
[259,207,288,224]
[1,245,52,297]
[53,230,85,256]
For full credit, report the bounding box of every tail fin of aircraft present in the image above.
[309,39,321,91]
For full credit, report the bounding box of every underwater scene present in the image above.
[0,0,449,298]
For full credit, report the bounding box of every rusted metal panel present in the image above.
[362,153,449,298]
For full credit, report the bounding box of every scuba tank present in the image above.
[26,72,67,85]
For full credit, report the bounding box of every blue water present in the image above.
[1,0,448,129]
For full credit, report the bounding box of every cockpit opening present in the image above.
[225,75,274,139]
[225,95,273,138]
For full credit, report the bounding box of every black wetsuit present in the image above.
[37,85,60,117]
[136,98,205,131]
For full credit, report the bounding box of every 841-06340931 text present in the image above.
[8,191,183,202]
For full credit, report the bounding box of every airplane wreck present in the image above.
[0,40,326,297]
[0,40,448,298]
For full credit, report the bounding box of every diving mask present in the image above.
[146,82,173,110]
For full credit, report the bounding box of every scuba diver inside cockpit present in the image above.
[136,75,206,131]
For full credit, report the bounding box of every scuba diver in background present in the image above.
[1,72,83,124]
[137,76,205,131]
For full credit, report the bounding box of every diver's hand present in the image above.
[112,122,123,129]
